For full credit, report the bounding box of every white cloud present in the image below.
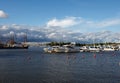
[10,31,14,35]
[0,24,120,43]
[85,18,120,28]
[0,25,8,30]
[47,33,57,38]
[1,16,120,42]
[46,17,81,28]
[46,16,120,31]
[12,24,21,29]
[0,10,8,18]
[86,18,120,28]
[96,19,120,27]
[17,32,26,36]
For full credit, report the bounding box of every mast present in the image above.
[0,34,1,44]
[10,31,15,45]
[23,32,27,43]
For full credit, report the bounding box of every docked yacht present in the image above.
[43,45,80,53]
[63,45,80,53]
[103,46,115,51]
[80,46,89,52]
[88,46,101,52]
[53,46,65,53]
[43,46,65,53]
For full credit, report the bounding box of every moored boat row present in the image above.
[44,44,118,53]
[80,45,117,52]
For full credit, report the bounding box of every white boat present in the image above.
[80,46,89,52]
[43,47,53,53]
[63,45,80,53]
[43,46,61,53]
[43,45,80,53]
[88,46,100,52]
[53,46,65,53]
[103,46,115,51]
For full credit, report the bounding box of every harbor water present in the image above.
[0,47,120,83]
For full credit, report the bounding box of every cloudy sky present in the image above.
[0,0,120,43]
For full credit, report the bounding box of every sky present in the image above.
[0,0,120,42]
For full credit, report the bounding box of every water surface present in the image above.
[0,47,120,83]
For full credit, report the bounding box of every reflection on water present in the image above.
[0,47,120,83]
[66,54,77,65]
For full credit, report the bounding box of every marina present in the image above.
[43,42,120,53]
[1,0,120,83]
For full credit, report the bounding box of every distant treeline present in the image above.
[47,41,120,46]
[47,42,71,46]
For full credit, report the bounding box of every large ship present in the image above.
[0,32,29,49]
[0,42,29,49]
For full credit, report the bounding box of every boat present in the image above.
[44,46,64,53]
[80,46,89,52]
[0,41,29,49]
[53,46,65,53]
[63,45,80,53]
[88,39,101,52]
[0,43,29,49]
[103,46,115,51]
[0,32,29,49]
[43,45,80,53]
[88,46,101,52]
[43,47,55,53]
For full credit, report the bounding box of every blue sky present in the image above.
[0,0,120,42]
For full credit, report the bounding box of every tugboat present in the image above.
[0,32,29,49]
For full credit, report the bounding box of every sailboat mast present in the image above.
[24,32,27,43]
[10,32,15,45]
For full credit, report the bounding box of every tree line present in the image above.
[46,41,120,46]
